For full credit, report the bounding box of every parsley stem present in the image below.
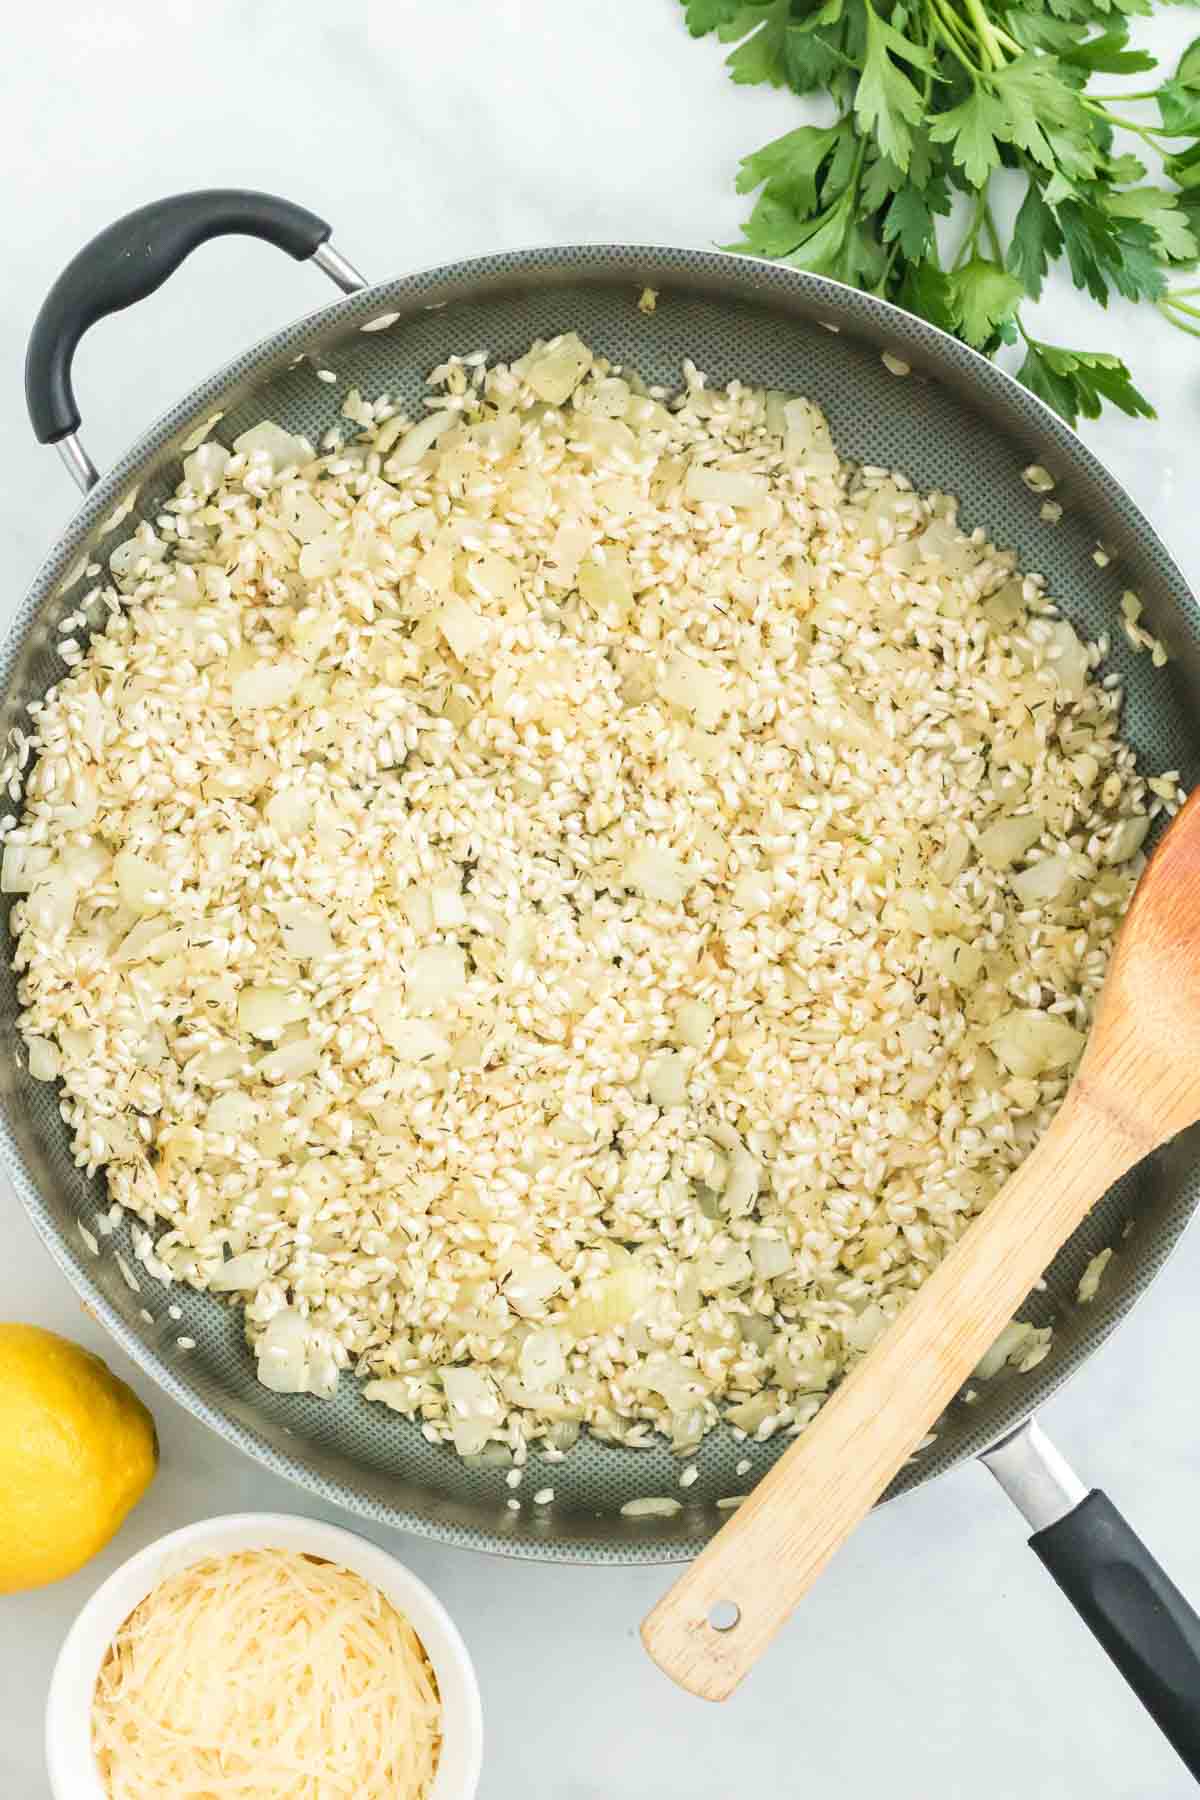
[1159,299,1200,339]
[1084,100,1172,145]
[959,0,1006,70]
[929,0,984,75]
[988,21,1023,55]
[874,240,903,295]
[1161,294,1200,321]
[982,202,1004,266]
[954,187,992,267]
[1088,90,1158,104]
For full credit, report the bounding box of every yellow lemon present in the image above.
[0,1324,157,1592]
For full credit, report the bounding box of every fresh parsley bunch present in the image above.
[682,0,1200,424]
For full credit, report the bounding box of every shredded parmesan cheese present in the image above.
[92,1549,441,1798]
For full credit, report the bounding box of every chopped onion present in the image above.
[698,1244,753,1291]
[684,466,768,508]
[114,849,167,911]
[989,1009,1084,1077]
[388,411,455,470]
[622,845,696,905]
[373,1006,451,1065]
[1105,816,1150,865]
[844,1303,887,1353]
[441,1367,501,1456]
[114,917,183,964]
[405,944,467,1012]
[659,650,730,729]
[275,902,334,962]
[1042,618,1089,698]
[578,551,633,620]
[977,814,1043,870]
[264,788,313,838]
[974,1319,1038,1381]
[431,882,467,930]
[927,936,983,989]
[258,1037,321,1083]
[568,1255,651,1337]
[519,1327,567,1390]
[544,520,591,586]
[231,658,304,714]
[782,398,839,474]
[210,1248,271,1292]
[1010,856,1075,907]
[724,1148,760,1216]
[238,984,307,1041]
[646,1051,688,1108]
[280,488,334,544]
[521,333,592,404]
[192,1044,245,1084]
[233,421,311,473]
[206,1091,258,1135]
[640,1351,708,1412]
[503,1251,565,1317]
[298,537,342,580]
[255,1307,337,1397]
[932,829,971,884]
[749,1234,791,1280]
[24,879,77,934]
[674,999,714,1048]
[437,595,490,660]
[182,441,230,496]
[732,870,773,915]
[25,1036,60,1081]
[1,844,53,893]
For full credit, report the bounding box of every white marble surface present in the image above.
[2,3,1200,1795]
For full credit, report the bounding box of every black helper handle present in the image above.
[1032,1491,1200,1779]
[25,189,335,446]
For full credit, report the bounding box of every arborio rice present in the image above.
[5,334,1175,1463]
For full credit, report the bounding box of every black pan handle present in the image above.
[983,1419,1200,1780]
[1032,1492,1200,1777]
[25,189,365,488]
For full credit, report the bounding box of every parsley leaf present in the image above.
[784,22,847,92]
[1008,179,1065,297]
[681,0,750,35]
[725,190,813,256]
[1018,340,1156,423]
[950,259,1026,347]
[1105,185,1199,261]
[736,125,844,210]
[854,2,935,172]
[780,196,855,272]
[883,184,942,258]
[725,1,792,84]
[1158,80,1200,135]
[1058,28,1157,73]
[929,89,1008,187]
[897,260,961,333]
[1058,198,1166,302]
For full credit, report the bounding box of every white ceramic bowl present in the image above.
[45,1511,483,1799]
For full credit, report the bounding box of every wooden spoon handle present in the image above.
[642,1086,1144,1700]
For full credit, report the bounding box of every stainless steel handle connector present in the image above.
[981,1417,1088,1532]
[55,433,100,496]
[55,236,369,495]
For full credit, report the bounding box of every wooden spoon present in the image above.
[643,787,1200,1702]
